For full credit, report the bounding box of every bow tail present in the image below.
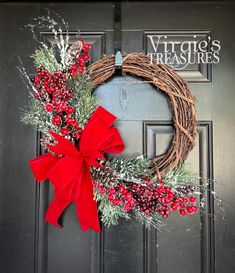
[76,164,101,233]
[45,197,70,228]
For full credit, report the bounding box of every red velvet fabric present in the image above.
[29,106,125,232]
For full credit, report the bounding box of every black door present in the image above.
[1,2,235,273]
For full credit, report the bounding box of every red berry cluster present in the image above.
[130,180,198,218]
[33,68,68,101]
[69,40,91,76]
[171,195,198,216]
[94,179,198,218]
[32,67,83,139]
[95,182,136,212]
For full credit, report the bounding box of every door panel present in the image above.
[0,2,234,273]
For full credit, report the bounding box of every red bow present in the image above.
[29,106,125,232]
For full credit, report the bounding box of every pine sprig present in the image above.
[163,167,199,187]
[66,75,99,127]
[21,99,59,135]
[108,155,153,181]
[32,47,61,73]
[133,209,164,229]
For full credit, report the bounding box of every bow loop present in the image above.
[79,106,125,158]
[87,106,116,127]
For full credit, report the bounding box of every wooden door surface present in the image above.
[0,2,235,273]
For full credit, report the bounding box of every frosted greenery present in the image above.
[21,74,99,134]
[108,155,153,181]
[133,209,164,229]
[66,75,99,127]
[94,188,130,227]
[31,47,61,73]
[21,99,59,135]
[163,167,199,187]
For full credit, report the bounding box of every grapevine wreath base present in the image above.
[20,16,199,232]
[88,53,196,179]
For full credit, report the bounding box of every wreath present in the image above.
[20,17,198,232]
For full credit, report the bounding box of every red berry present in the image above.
[78,67,84,73]
[83,43,91,51]
[186,206,194,214]
[182,197,189,204]
[99,188,106,194]
[171,204,178,211]
[66,117,74,125]
[164,186,171,193]
[83,54,90,61]
[175,197,182,203]
[71,64,77,70]
[117,199,124,205]
[34,93,40,100]
[52,116,61,126]
[119,185,125,192]
[121,187,128,195]
[78,56,84,64]
[34,76,41,83]
[79,61,84,67]
[145,209,151,215]
[53,100,61,107]
[61,127,69,135]
[54,107,62,114]
[124,204,131,212]
[180,209,186,216]
[70,64,78,76]
[67,106,75,114]
[45,104,53,112]
[108,194,113,201]
[45,87,51,93]
[61,104,67,111]
[109,188,116,194]
[189,196,196,203]
[129,199,135,206]
[43,81,49,87]
[143,178,150,183]
[125,192,132,200]
[52,93,57,99]
[154,192,160,198]
[157,186,164,193]
[112,200,119,206]
[167,192,174,199]
[164,197,171,204]
[192,205,198,213]
[72,121,79,128]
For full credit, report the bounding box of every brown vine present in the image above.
[88,53,196,179]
